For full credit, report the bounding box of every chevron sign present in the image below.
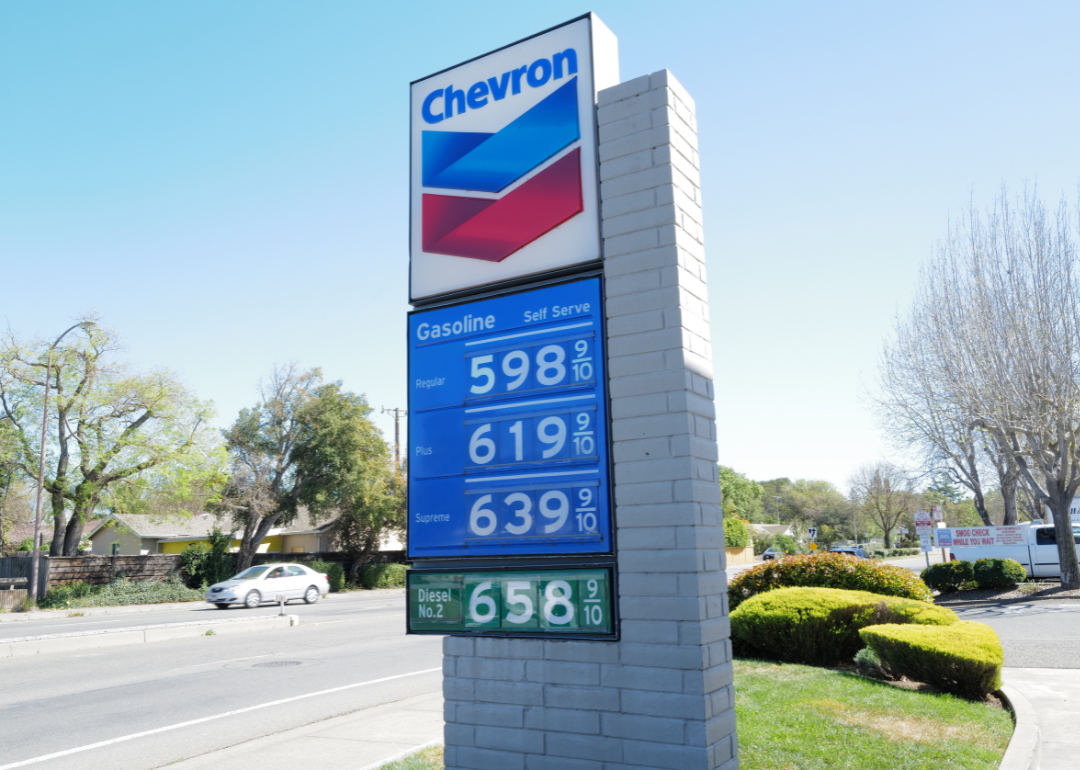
[409,15,619,301]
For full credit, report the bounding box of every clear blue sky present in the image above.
[3,1,1079,491]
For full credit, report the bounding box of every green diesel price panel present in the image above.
[408,567,614,637]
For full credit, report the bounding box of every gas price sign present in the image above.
[408,277,611,559]
[408,567,614,636]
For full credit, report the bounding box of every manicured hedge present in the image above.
[921,561,975,593]
[724,517,750,548]
[728,553,933,609]
[973,558,1027,589]
[308,560,346,592]
[730,587,957,665]
[359,563,407,589]
[860,621,1004,699]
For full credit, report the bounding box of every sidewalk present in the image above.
[164,691,444,770]
[1004,668,1080,769]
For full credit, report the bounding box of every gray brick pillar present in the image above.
[441,69,737,770]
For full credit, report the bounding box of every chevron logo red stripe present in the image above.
[422,149,583,262]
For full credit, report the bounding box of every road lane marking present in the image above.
[167,654,272,672]
[0,667,442,769]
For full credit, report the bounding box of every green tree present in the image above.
[292,384,403,582]
[719,465,764,520]
[0,322,217,555]
[220,366,397,573]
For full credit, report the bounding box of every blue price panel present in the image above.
[408,277,611,559]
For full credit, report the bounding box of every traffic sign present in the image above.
[919,535,933,553]
[932,505,944,521]
[807,527,817,541]
[408,567,614,636]
[809,542,818,551]
[407,277,612,559]
[914,510,933,538]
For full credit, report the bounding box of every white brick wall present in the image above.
[442,70,737,770]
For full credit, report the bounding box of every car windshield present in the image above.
[232,566,270,580]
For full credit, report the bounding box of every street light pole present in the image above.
[28,321,94,606]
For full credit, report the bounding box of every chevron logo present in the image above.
[421,78,584,262]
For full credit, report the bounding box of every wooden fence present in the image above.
[47,555,182,586]
[0,555,47,597]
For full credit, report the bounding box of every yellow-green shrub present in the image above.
[730,587,958,665]
[859,621,1003,699]
[729,553,933,609]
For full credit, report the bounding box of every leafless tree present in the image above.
[848,462,919,549]
[898,189,1080,588]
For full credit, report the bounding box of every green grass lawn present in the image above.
[380,745,442,770]
[735,658,1013,770]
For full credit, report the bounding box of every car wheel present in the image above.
[303,586,319,605]
[214,603,231,610]
[244,591,261,609]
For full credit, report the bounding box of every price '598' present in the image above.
[468,337,593,398]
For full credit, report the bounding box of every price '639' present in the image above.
[467,483,600,538]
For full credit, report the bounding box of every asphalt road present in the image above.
[950,600,1080,669]
[0,591,443,770]
[0,589,404,641]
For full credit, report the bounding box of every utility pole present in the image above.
[773,495,782,525]
[381,407,407,470]
[29,320,95,606]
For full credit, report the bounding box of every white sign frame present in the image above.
[409,14,619,303]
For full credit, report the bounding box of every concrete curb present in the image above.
[355,739,442,770]
[999,683,1040,770]
[0,614,299,658]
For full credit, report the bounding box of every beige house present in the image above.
[86,510,345,556]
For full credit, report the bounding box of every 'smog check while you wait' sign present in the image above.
[407,277,612,560]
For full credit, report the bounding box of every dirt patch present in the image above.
[936,583,1080,604]
[808,699,992,743]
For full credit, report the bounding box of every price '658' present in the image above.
[468,337,594,398]
[465,576,608,629]
[468,409,596,467]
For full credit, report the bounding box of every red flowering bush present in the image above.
[728,552,933,610]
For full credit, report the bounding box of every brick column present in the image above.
[441,69,737,770]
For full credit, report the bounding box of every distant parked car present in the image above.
[829,545,869,559]
[205,563,330,609]
[761,547,785,561]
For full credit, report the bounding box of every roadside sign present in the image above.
[807,527,817,541]
[409,16,618,301]
[407,276,612,560]
[408,567,614,636]
[931,505,944,521]
[914,510,933,538]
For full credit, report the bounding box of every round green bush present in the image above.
[921,561,975,593]
[728,552,933,609]
[308,560,346,592]
[973,558,1027,590]
[730,587,958,666]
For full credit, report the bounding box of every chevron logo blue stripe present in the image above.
[422,77,580,193]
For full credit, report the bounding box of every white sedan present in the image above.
[205,563,330,609]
